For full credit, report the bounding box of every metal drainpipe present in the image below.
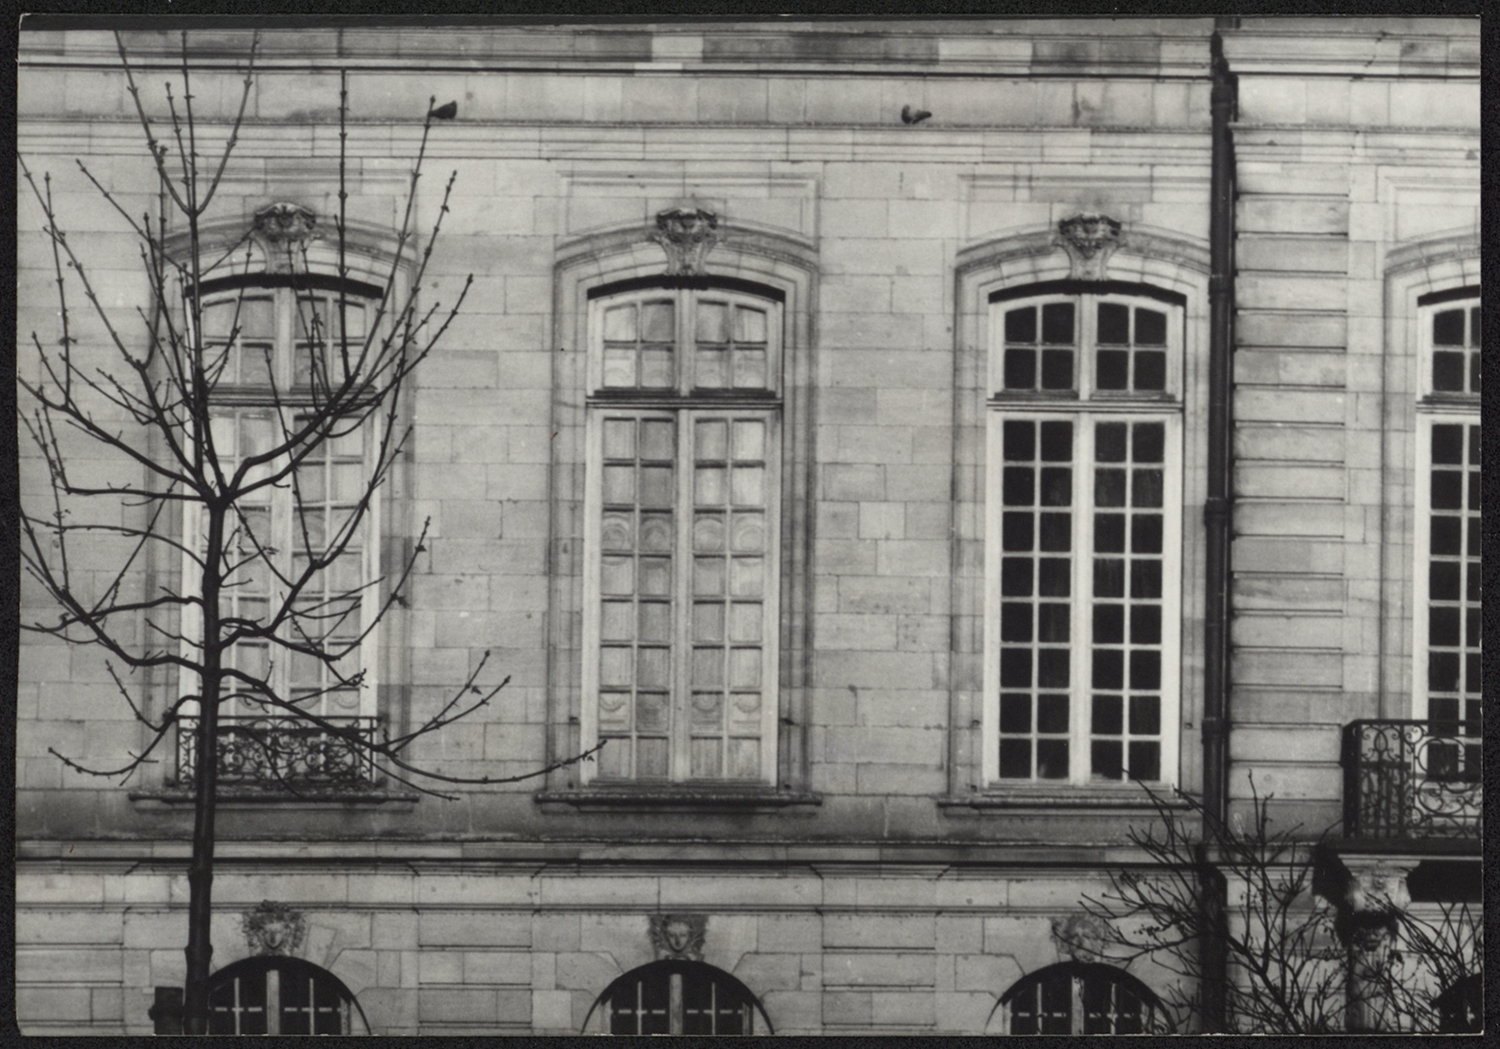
[1201,24,1238,1033]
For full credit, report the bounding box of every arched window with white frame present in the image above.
[207,955,370,1035]
[983,281,1185,786]
[1412,287,1481,780]
[582,278,784,784]
[583,959,772,1036]
[175,272,390,793]
[1000,961,1165,1035]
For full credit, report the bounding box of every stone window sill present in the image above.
[128,788,418,811]
[938,785,1190,814]
[535,786,821,813]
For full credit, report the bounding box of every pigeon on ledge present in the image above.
[901,105,932,125]
[428,100,458,120]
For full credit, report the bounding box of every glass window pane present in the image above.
[1042,302,1075,344]
[732,348,768,389]
[735,305,767,343]
[1003,420,1036,461]
[1092,695,1122,734]
[641,300,675,341]
[732,420,766,461]
[1433,308,1465,345]
[1004,348,1037,389]
[1002,512,1035,551]
[1097,303,1130,344]
[1432,352,1465,391]
[1135,351,1166,390]
[603,304,637,342]
[1133,423,1165,463]
[1005,306,1037,343]
[1039,422,1073,461]
[1135,307,1167,345]
[640,348,673,388]
[695,348,726,388]
[1001,603,1033,642]
[1093,604,1124,644]
[696,301,729,343]
[1097,350,1129,390]
[1040,349,1074,390]
[1036,739,1069,778]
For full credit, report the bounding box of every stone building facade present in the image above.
[16,18,1480,1035]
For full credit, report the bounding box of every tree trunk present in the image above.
[182,505,225,1035]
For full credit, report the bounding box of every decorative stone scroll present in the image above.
[649,913,707,961]
[242,900,307,956]
[1056,213,1124,280]
[252,202,320,270]
[649,208,721,276]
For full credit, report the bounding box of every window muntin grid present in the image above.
[208,960,353,1035]
[585,286,782,785]
[594,290,777,396]
[993,416,1175,784]
[993,294,1176,398]
[199,290,370,393]
[1415,420,1482,777]
[985,291,1181,788]
[599,963,762,1036]
[1006,963,1160,1035]
[1429,303,1481,396]
[181,286,379,721]
[1414,294,1482,778]
[591,410,776,781]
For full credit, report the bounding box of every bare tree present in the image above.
[1073,778,1481,1034]
[18,32,597,1034]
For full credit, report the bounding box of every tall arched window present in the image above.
[207,956,369,1035]
[1413,288,1481,780]
[984,282,1185,786]
[584,960,772,1036]
[174,271,389,793]
[1001,961,1163,1035]
[582,279,784,784]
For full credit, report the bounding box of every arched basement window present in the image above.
[584,959,772,1036]
[1001,961,1163,1035]
[207,956,369,1035]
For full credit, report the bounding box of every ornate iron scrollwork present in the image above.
[1342,719,1482,839]
[175,715,380,794]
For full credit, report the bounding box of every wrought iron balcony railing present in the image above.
[1341,719,1482,841]
[175,716,381,794]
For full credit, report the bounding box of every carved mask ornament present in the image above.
[649,208,721,276]
[242,900,307,956]
[252,202,319,271]
[1050,911,1111,963]
[649,913,707,961]
[1057,213,1123,280]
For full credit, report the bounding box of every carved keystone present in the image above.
[649,208,721,276]
[649,913,707,961]
[1057,213,1123,280]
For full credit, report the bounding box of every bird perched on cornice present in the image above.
[901,104,932,125]
[428,100,458,121]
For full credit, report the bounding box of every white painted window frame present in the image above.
[176,287,383,722]
[580,285,784,785]
[1411,293,1481,723]
[982,292,1184,787]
